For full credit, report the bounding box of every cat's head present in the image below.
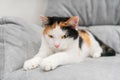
[40,16,79,50]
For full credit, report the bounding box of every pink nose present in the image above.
[55,44,60,48]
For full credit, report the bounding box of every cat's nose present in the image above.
[55,44,60,48]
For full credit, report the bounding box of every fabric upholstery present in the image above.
[45,0,120,26]
[0,17,42,79]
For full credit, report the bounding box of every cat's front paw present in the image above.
[40,59,58,71]
[23,57,41,70]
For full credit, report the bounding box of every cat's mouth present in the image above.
[54,46,60,49]
[53,45,61,50]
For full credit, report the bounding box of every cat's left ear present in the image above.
[40,16,49,25]
[67,16,79,29]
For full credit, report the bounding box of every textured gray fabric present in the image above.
[3,54,120,80]
[0,25,5,80]
[45,0,120,26]
[0,17,42,80]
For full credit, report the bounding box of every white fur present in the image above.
[87,31,103,58]
[23,26,103,71]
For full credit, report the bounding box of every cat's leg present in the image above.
[40,51,82,71]
[23,37,52,70]
[91,47,102,58]
[90,41,103,58]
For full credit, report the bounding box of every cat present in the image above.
[23,16,116,71]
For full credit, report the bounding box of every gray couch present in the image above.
[0,0,120,80]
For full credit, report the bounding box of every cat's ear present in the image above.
[67,16,79,29]
[40,16,49,25]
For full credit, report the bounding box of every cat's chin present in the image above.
[52,47,67,53]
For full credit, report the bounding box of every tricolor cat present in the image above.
[23,16,116,71]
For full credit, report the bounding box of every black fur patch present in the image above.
[79,37,83,48]
[47,17,70,25]
[92,33,116,56]
[61,27,78,40]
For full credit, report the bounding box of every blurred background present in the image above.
[0,0,48,25]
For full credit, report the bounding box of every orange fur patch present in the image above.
[59,21,70,28]
[78,29,91,47]
[43,22,56,35]
[43,21,71,35]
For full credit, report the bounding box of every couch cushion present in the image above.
[0,25,5,80]
[45,0,120,26]
[0,17,42,79]
[3,54,120,80]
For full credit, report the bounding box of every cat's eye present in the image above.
[48,35,54,38]
[61,35,68,39]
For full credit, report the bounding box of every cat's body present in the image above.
[23,16,115,71]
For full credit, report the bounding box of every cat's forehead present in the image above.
[51,24,66,33]
[43,17,71,35]
[44,23,67,35]
[47,17,70,25]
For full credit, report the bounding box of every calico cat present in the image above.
[23,16,116,71]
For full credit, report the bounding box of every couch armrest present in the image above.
[0,25,5,80]
[0,17,42,77]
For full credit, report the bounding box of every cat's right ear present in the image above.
[40,16,49,25]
